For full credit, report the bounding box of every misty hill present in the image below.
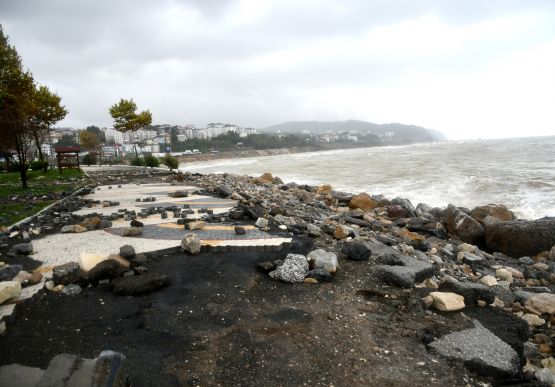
[261,120,447,142]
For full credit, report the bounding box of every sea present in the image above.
[179,136,555,220]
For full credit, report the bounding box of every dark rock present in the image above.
[485,217,555,258]
[305,268,332,283]
[471,204,515,223]
[257,261,275,273]
[217,185,233,197]
[229,209,245,220]
[130,219,144,228]
[11,243,33,255]
[112,273,170,296]
[416,203,433,217]
[0,264,23,281]
[444,204,485,245]
[88,259,126,283]
[390,197,417,217]
[438,276,495,305]
[375,255,435,288]
[343,216,372,227]
[97,220,112,229]
[234,226,247,235]
[341,242,372,261]
[119,245,136,259]
[388,204,408,219]
[53,262,86,286]
[130,253,148,266]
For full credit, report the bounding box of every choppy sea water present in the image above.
[180,136,555,220]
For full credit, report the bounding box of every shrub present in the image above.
[144,155,160,168]
[30,160,49,171]
[162,154,179,170]
[130,157,144,166]
[82,154,97,166]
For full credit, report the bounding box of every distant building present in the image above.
[103,128,123,144]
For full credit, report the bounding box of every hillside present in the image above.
[260,120,447,142]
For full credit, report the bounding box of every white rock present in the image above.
[0,281,22,304]
[61,224,87,233]
[255,218,269,228]
[525,293,555,315]
[429,292,465,312]
[458,243,476,253]
[521,313,545,327]
[45,280,55,290]
[307,249,338,273]
[535,368,555,385]
[479,275,498,287]
[79,252,110,272]
[181,233,202,255]
[496,268,513,283]
[269,254,309,283]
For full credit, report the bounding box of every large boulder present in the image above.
[471,204,515,223]
[269,254,309,283]
[444,204,485,245]
[112,273,170,296]
[348,193,376,212]
[307,249,338,273]
[485,217,555,258]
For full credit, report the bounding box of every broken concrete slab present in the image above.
[428,320,520,378]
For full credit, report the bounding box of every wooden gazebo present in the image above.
[54,146,81,172]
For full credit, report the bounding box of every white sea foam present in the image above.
[181,136,555,220]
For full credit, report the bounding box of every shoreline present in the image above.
[174,141,437,164]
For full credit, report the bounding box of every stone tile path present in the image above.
[30,183,291,267]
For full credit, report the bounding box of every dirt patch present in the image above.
[0,241,482,386]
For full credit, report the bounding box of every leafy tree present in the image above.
[144,154,160,168]
[0,25,37,188]
[86,125,105,142]
[56,133,78,146]
[162,154,178,170]
[29,85,67,172]
[109,98,152,157]
[170,127,179,151]
[79,130,100,150]
[82,153,97,165]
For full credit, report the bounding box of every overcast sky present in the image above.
[1,0,554,139]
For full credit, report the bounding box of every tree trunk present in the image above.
[19,161,28,188]
[33,130,48,173]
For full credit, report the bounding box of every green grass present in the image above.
[0,169,88,225]
[0,169,85,197]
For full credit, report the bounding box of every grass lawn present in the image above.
[0,168,88,226]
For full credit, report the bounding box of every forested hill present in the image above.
[260,120,447,142]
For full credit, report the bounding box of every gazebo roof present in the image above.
[54,146,81,153]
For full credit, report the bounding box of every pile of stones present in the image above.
[176,171,555,383]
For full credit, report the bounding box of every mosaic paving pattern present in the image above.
[106,224,280,241]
